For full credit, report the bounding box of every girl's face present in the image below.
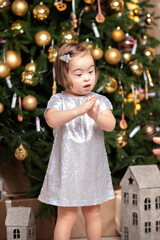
[65,52,96,96]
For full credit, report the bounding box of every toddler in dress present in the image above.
[38,42,116,240]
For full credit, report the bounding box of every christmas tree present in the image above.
[0,0,160,201]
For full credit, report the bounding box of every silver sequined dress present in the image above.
[38,92,115,206]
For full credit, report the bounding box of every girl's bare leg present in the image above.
[81,204,101,240]
[54,206,78,240]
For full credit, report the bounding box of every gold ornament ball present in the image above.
[112,28,125,42]
[142,123,157,138]
[0,102,4,113]
[115,131,127,148]
[91,46,103,60]
[105,48,121,65]
[10,21,24,35]
[144,47,156,61]
[83,4,95,13]
[33,2,50,21]
[136,103,141,111]
[61,29,78,44]
[0,61,10,78]
[103,76,117,93]
[21,71,34,85]
[109,0,124,13]
[81,39,94,50]
[0,0,11,12]
[83,0,95,4]
[6,50,22,70]
[123,52,131,63]
[14,144,28,161]
[48,47,58,63]
[25,60,36,73]
[129,59,143,76]
[11,0,29,17]
[22,95,37,111]
[35,30,51,47]
[145,13,154,25]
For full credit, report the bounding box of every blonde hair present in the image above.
[55,42,98,89]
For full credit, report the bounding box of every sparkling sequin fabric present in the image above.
[38,92,115,206]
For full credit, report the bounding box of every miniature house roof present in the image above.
[120,165,160,189]
[5,207,35,227]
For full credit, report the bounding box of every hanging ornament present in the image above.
[48,47,58,63]
[144,47,156,61]
[129,10,139,23]
[35,30,51,47]
[25,60,36,73]
[91,45,103,60]
[0,0,10,12]
[112,27,125,42]
[83,0,95,4]
[103,76,117,93]
[70,0,77,28]
[0,61,10,78]
[33,2,50,20]
[115,131,127,148]
[11,0,29,17]
[61,29,78,44]
[96,0,105,23]
[119,104,128,130]
[21,71,34,85]
[136,103,141,111]
[14,144,28,161]
[54,1,67,11]
[120,34,135,53]
[6,50,22,70]
[109,0,124,14]
[0,102,4,114]
[129,59,143,76]
[122,52,132,63]
[81,39,94,50]
[17,96,23,122]
[22,95,37,111]
[142,123,157,138]
[145,13,154,25]
[10,22,24,36]
[105,47,121,65]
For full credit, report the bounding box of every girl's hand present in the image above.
[76,95,96,116]
[153,137,160,155]
[87,96,100,120]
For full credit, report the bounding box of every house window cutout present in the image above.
[144,197,151,211]
[145,221,151,233]
[156,220,160,232]
[28,228,31,238]
[155,196,160,209]
[13,229,20,239]
[32,227,35,236]
[124,192,129,204]
[124,226,129,240]
[128,177,134,185]
[133,212,138,225]
[133,193,138,205]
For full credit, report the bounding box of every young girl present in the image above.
[38,42,116,240]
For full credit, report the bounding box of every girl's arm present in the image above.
[45,96,96,128]
[94,109,116,132]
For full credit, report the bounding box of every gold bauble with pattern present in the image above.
[61,29,78,44]
[22,95,37,111]
[25,60,36,73]
[105,47,121,65]
[129,59,143,76]
[33,2,50,21]
[11,0,28,16]
[0,0,10,12]
[91,45,103,60]
[48,47,58,63]
[10,21,24,35]
[14,144,28,161]
[142,123,157,138]
[6,50,22,70]
[83,0,95,4]
[0,61,10,78]
[123,52,132,63]
[21,71,34,85]
[35,30,51,47]
[144,47,156,61]
[103,76,117,93]
[0,102,4,113]
[112,27,125,42]
[109,0,124,13]
[115,131,127,148]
